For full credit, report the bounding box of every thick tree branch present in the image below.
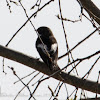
[79,0,100,25]
[0,45,100,94]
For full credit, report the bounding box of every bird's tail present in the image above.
[49,62,60,72]
[50,63,64,81]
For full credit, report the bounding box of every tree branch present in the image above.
[81,97,100,100]
[79,0,100,25]
[0,45,100,94]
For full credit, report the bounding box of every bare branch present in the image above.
[6,0,11,13]
[58,27,100,60]
[0,45,100,94]
[78,0,100,25]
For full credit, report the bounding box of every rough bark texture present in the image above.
[0,45,100,94]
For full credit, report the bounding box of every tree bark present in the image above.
[0,45,100,94]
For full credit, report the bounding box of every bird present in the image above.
[35,26,60,72]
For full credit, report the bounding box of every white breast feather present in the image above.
[51,43,58,52]
[37,44,47,54]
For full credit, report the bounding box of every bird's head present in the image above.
[37,26,53,37]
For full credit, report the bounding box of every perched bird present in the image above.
[36,26,60,71]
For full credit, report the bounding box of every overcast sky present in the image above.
[0,0,100,100]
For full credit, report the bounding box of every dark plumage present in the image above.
[36,26,60,71]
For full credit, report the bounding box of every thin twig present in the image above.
[55,82,63,97]
[8,66,36,100]
[64,84,69,100]
[32,75,44,86]
[49,81,61,100]
[58,0,70,61]
[6,0,11,13]
[82,56,100,79]
[28,80,41,100]
[67,88,77,100]
[56,14,82,23]
[58,27,100,60]
[58,0,78,75]
[14,71,37,84]
[2,58,7,74]
[9,0,19,6]
[31,0,41,10]
[14,72,40,100]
